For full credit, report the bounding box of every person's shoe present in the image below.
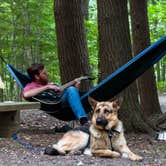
[81,122,90,128]
[80,117,89,125]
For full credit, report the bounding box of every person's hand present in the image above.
[47,84,60,91]
[74,78,81,89]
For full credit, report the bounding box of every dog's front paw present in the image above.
[126,152,143,161]
[130,154,143,161]
[68,150,82,155]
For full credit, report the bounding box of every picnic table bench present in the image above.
[0,102,40,137]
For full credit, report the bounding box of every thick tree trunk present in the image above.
[97,0,153,134]
[130,0,161,118]
[81,0,89,20]
[54,0,92,91]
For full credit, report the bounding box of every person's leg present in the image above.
[61,86,88,125]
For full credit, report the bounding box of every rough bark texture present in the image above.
[54,0,92,91]
[81,0,89,20]
[130,0,161,118]
[97,0,153,133]
[0,89,3,102]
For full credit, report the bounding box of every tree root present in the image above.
[129,112,166,136]
[147,112,166,131]
[155,112,166,130]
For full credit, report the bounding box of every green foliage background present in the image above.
[148,0,166,91]
[0,0,165,100]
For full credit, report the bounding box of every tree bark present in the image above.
[54,0,92,91]
[81,0,89,20]
[97,0,153,134]
[0,89,3,102]
[130,0,161,118]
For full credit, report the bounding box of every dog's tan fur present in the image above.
[52,130,89,155]
[51,97,142,161]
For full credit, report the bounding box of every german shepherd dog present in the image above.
[45,97,142,161]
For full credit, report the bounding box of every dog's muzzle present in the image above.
[96,117,108,127]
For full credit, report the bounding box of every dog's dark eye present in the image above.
[95,109,100,114]
[104,109,112,114]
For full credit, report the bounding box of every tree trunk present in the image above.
[81,0,89,20]
[130,0,161,119]
[97,0,153,134]
[0,90,2,101]
[162,61,166,82]
[156,62,161,82]
[54,0,92,91]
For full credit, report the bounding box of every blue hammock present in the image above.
[1,35,166,121]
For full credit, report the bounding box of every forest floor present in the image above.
[0,94,166,166]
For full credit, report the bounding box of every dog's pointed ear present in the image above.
[112,97,123,110]
[88,96,97,110]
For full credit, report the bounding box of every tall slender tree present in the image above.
[130,0,161,120]
[54,0,92,91]
[97,0,153,133]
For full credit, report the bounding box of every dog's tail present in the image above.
[44,147,64,156]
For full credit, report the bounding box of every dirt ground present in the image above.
[0,95,166,166]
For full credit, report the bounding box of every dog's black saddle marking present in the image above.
[72,126,90,135]
[72,126,90,149]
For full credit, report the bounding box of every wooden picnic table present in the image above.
[0,102,40,137]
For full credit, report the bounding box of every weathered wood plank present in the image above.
[0,102,40,112]
[0,102,41,137]
[0,111,20,137]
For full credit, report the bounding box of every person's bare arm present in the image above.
[23,84,60,98]
[74,79,81,89]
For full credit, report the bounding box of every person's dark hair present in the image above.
[27,63,44,81]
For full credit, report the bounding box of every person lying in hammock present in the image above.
[22,63,89,127]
